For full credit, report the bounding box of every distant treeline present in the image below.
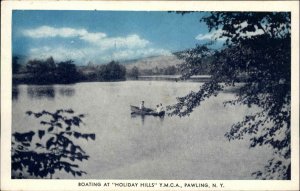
[12,54,211,84]
[81,61,126,82]
[13,57,127,84]
[139,66,178,76]
[126,65,180,79]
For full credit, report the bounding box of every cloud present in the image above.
[23,26,107,40]
[196,29,226,41]
[28,46,171,65]
[241,28,264,37]
[28,46,92,62]
[196,22,265,42]
[22,26,149,50]
[236,21,264,37]
[80,32,107,42]
[22,25,170,64]
[111,48,170,61]
[99,34,149,50]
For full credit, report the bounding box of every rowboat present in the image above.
[130,105,165,117]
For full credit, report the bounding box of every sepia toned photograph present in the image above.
[1,1,299,191]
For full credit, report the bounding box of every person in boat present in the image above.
[139,101,145,110]
[160,103,164,112]
[156,103,165,114]
[156,105,160,113]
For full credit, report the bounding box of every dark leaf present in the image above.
[48,126,54,132]
[36,143,43,148]
[26,111,33,116]
[65,132,72,136]
[38,130,45,139]
[57,123,62,128]
[40,121,48,125]
[21,142,30,147]
[78,114,85,118]
[13,131,35,142]
[64,109,74,114]
[89,134,96,140]
[46,137,55,149]
[70,145,76,154]
[73,132,81,139]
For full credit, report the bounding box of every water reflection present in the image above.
[26,86,76,100]
[27,86,55,100]
[131,113,164,125]
[131,113,146,125]
[159,115,165,122]
[58,87,75,97]
[12,86,19,100]
[141,114,146,124]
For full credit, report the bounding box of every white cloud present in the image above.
[112,48,170,61]
[23,26,106,40]
[241,27,264,37]
[28,46,92,62]
[28,46,171,64]
[100,34,149,50]
[23,26,170,64]
[23,26,149,50]
[236,22,264,37]
[80,32,108,42]
[196,22,265,42]
[196,29,226,41]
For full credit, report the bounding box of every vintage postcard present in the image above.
[1,1,299,191]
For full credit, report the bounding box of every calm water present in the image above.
[12,81,272,179]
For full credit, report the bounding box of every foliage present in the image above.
[18,57,81,84]
[26,57,56,74]
[100,61,126,81]
[85,60,126,81]
[163,65,178,75]
[56,60,80,83]
[12,56,21,74]
[11,109,96,179]
[138,65,179,76]
[168,12,291,179]
[127,66,139,78]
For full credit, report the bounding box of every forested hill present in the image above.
[122,54,185,76]
[123,54,183,71]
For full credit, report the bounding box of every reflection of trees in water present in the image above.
[26,86,75,99]
[12,86,19,100]
[27,86,55,99]
[58,87,75,97]
[11,109,95,179]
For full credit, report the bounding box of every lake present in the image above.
[12,81,273,179]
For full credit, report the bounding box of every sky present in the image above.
[12,11,218,65]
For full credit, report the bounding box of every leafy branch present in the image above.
[12,109,95,179]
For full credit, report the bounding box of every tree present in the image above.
[26,57,57,84]
[26,57,56,74]
[23,57,82,84]
[163,66,177,75]
[96,61,126,81]
[127,66,139,79]
[168,12,291,179]
[45,56,56,74]
[11,109,95,179]
[56,60,79,83]
[12,56,21,74]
